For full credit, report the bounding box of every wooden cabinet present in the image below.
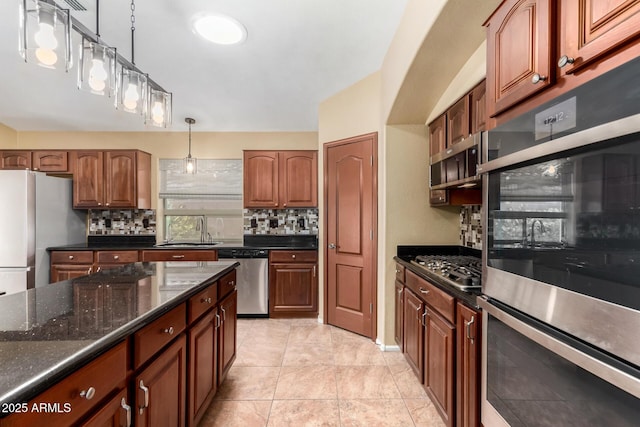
[95,250,139,270]
[447,96,470,148]
[0,151,31,169]
[456,302,481,427]
[134,304,187,370]
[403,288,424,379]
[0,150,69,172]
[470,80,487,133]
[268,250,318,317]
[424,306,455,427]
[243,150,318,208]
[188,310,218,427]
[217,289,237,385]
[429,115,447,157]
[81,389,131,427]
[72,150,151,209]
[140,250,218,262]
[394,263,405,350]
[135,335,187,427]
[50,250,94,283]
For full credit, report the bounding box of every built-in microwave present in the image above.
[479,55,640,426]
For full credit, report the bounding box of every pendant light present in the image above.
[19,0,72,71]
[146,86,172,128]
[117,0,147,115]
[184,118,197,174]
[77,1,116,96]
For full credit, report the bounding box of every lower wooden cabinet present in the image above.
[188,309,218,427]
[81,389,131,427]
[456,302,481,427]
[135,335,187,427]
[218,289,237,385]
[394,280,404,350]
[403,288,424,379]
[268,250,318,317]
[140,250,218,262]
[424,307,455,427]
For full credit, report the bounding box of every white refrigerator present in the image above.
[0,170,86,296]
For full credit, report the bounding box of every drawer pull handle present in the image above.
[201,297,212,304]
[121,397,132,427]
[139,380,149,414]
[113,255,119,260]
[69,255,74,260]
[215,313,221,329]
[172,255,185,259]
[312,265,316,277]
[96,267,101,273]
[221,307,226,321]
[465,316,475,343]
[163,326,175,335]
[87,267,92,274]
[421,310,427,327]
[419,287,430,295]
[80,387,96,400]
[229,280,235,286]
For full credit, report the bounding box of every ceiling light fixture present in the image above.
[184,118,197,174]
[77,1,116,96]
[193,14,247,45]
[19,0,72,70]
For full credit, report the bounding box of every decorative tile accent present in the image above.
[88,209,156,235]
[243,208,319,235]
[460,205,482,249]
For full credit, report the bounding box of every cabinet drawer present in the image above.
[405,270,455,323]
[140,250,218,262]
[188,283,218,324]
[218,270,237,300]
[134,304,186,369]
[51,251,94,264]
[269,250,318,263]
[95,250,139,264]
[1,341,128,427]
[395,263,405,283]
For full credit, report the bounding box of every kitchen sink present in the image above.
[153,242,222,248]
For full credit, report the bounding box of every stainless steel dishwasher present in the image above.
[217,248,269,317]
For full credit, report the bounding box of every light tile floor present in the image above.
[199,318,446,427]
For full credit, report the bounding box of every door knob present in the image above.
[328,243,336,249]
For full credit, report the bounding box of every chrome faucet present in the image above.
[196,216,206,243]
[530,219,546,245]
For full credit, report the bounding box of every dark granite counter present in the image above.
[0,260,238,410]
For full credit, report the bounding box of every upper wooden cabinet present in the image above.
[486,0,640,118]
[0,150,31,169]
[72,150,151,209]
[470,80,487,134]
[447,95,471,148]
[244,150,318,208]
[0,150,69,172]
[429,115,447,157]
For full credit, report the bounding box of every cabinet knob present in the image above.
[98,203,102,206]
[113,255,119,260]
[201,297,212,304]
[163,326,174,335]
[557,55,575,68]
[328,243,336,249]
[105,203,110,206]
[531,73,547,84]
[80,387,96,400]
[292,254,296,259]
[229,280,235,286]
[69,255,74,260]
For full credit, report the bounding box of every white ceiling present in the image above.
[0,0,408,132]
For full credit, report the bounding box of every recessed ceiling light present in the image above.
[193,14,247,45]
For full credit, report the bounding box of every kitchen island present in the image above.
[0,260,239,426]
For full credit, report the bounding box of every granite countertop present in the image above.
[0,260,239,409]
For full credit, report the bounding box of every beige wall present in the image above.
[0,123,18,148]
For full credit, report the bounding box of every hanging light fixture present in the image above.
[19,0,72,70]
[77,1,116,96]
[184,118,197,174]
[116,0,147,115]
[146,86,172,128]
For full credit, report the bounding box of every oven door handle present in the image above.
[478,296,640,399]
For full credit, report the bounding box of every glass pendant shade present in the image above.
[19,0,72,71]
[184,155,197,174]
[146,88,172,128]
[117,66,147,115]
[78,38,116,96]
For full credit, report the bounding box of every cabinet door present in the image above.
[135,335,187,427]
[394,281,404,350]
[486,0,554,116]
[188,309,218,427]
[280,151,318,207]
[0,151,31,169]
[403,288,424,380]
[456,303,481,427]
[218,289,237,385]
[430,189,448,206]
[243,151,279,208]
[561,0,640,75]
[105,151,137,208]
[81,389,131,427]
[429,114,447,156]
[424,307,455,427]
[32,151,68,172]
[51,264,93,283]
[447,95,470,147]
[269,262,318,316]
[73,151,104,208]
[470,80,487,133]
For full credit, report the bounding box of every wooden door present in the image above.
[188,310,217,427]
[135,335,187,427]
[0,151,31,169]
[269,262,317,316]
[280,151,318,207]
[105,151,137,208]
[486,0,554,116]
[470,80,487,133]
[325,133,377,339]
[32,151,68,172]
[429,114,447,156]
[561,0,640,75]
[72,151,104,208]
[403,288,424,379]
[394,281,404,350]
[456,303,481,427]
[424,307,455,427]
[243,151,279,208]
[218,290,237,385]
[447,95,470,147]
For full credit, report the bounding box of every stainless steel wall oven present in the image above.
[479,55,640,426]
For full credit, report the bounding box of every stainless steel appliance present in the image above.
[0,171,85,296]
[217,248,268,317]
[479,55,640,426]
[410,255,481,290]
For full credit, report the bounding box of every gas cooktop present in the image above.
[410,254,482,291]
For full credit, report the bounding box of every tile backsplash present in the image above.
[244,209,319,235]
[460,206,482,249]
[88,209,156,235]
